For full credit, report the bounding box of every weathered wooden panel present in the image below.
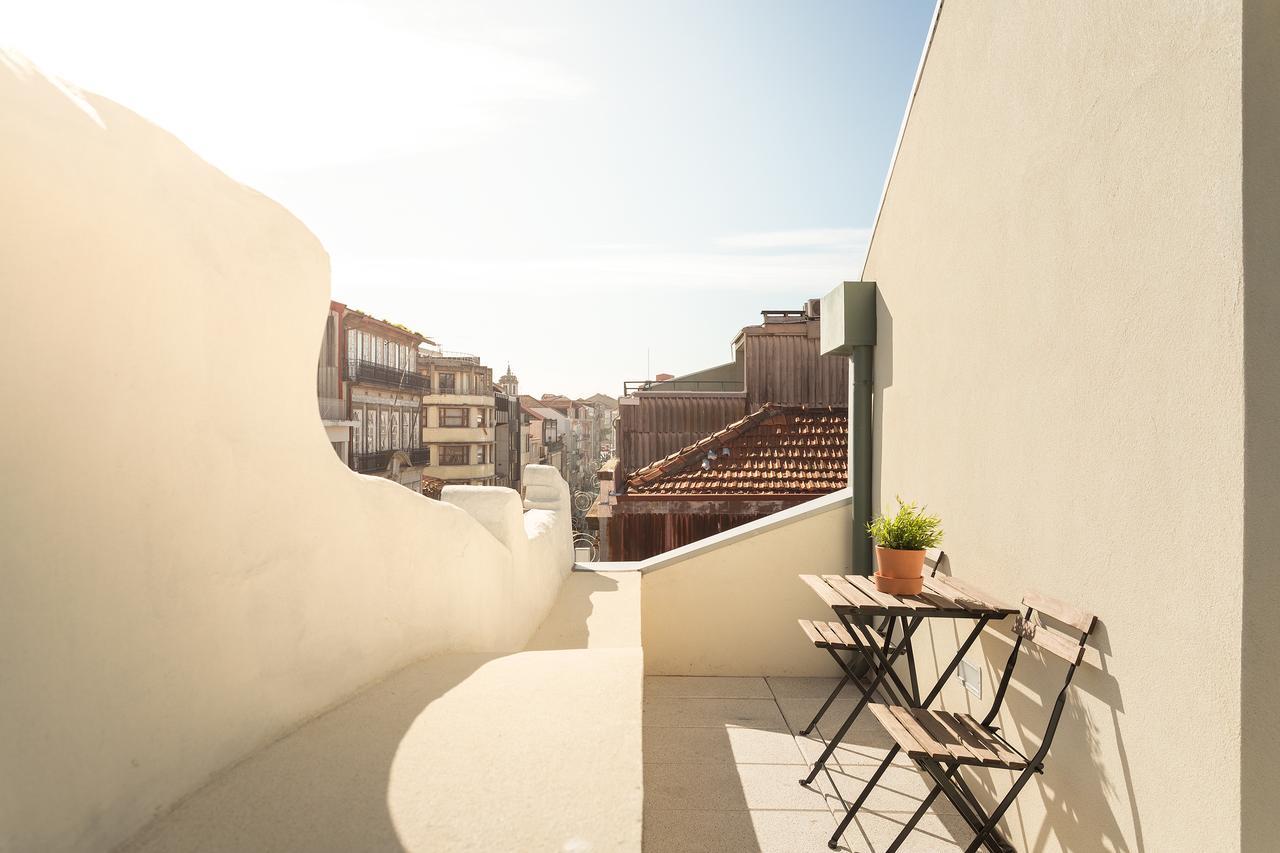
[744,329,847,410]
[609,509,768,561]
[617,394,748,474]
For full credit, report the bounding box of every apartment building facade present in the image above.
[494,388,522,492]
[342,309,432,491]
[418,351,496,486]
[316,300,357,464]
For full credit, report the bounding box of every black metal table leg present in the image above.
[799,615,924,786]
[822,614,995,849]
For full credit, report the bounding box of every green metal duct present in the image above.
[820,281,878,575]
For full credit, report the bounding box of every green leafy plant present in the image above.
[866,497,943,551]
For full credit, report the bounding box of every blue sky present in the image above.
[9,0,936,396]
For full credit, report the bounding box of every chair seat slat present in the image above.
[868,704,929,759]
[825,620,857,647]
[812,620,843,648]
[908,708,978,765]
[797,619,826,647]
[953,714,1027,770]
[937,711,1004,767]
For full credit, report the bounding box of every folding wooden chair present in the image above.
[828,591,1098,852]
[796,549,948,736]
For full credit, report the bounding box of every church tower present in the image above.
[498,363,519,397]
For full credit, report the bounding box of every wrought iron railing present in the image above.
[344,358,430,393]
[420,348,481,364]
[622,378,743,396]
[353,451,392,473]
[353,448,430,472]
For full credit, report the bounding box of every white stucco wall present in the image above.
[859,2,1250,851]
[0,57,572,853]
[641,490,855,676]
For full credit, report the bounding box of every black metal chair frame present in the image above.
[829,595,1099,853]
[799,551,948,739]
[801,608,994,788]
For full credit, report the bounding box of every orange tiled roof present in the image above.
[626,404,847,496]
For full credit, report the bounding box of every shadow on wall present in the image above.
[866,289,1145,849]
[952,624,1142,853]
[524,571,619,651]
[123,654,492,853]
[0,56,573,853]
[123,572,615,852]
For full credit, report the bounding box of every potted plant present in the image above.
[866,498,943,595]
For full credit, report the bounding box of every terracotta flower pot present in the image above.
[875,546,927,579]
[874,572,924,596]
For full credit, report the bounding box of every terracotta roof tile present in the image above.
[626,404,847,496]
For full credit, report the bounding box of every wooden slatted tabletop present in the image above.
[800,573,1019,620]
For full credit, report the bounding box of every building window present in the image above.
[440,445,469,466]
[438,372,456,392]
[352,404,364,454]
[441,407,468,427]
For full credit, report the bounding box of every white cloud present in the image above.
[3,0,589,180]
[716,227,872,252]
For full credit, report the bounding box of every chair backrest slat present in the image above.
[1013,616,1090,666]
[924,548,947,577]
[1021,591,1096,633]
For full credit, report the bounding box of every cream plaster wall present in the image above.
[641,490,855,676]
[859,2,1247,850]
[0,57,572,853]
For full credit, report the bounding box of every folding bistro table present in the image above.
[796,573,1020,789]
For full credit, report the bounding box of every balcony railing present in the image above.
[353,451,391,473]
[419,348,481,364]
[622,378,743,396]
[345,359,431,394]
[354,447,430,472]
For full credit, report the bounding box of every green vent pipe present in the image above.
[820,282,877,576]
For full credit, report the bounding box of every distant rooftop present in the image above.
[627,404,847,496]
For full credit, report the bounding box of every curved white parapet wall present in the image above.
[0,56,572,853]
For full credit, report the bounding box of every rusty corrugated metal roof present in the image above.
[626,404,847,496]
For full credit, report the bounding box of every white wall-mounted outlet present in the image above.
[957,658,982,699]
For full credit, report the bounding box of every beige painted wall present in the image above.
[860,2,1246,850]
[641,491,854,676]
[0,58,572,853]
